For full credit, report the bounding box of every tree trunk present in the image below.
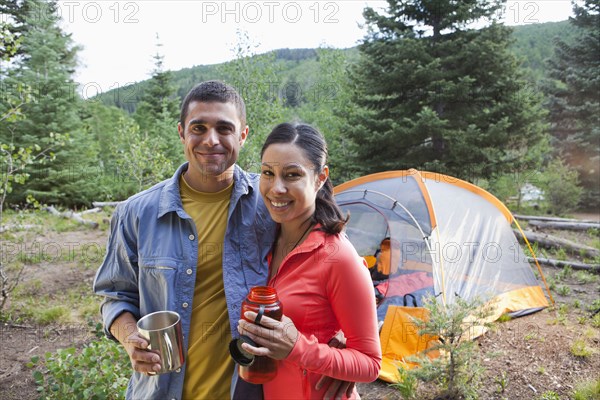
[515,214,599,224]
[529,257,599,273]
[514,229,600,258]
[45,206,98,228]
[92,201,121,208]
[527,220,600,231]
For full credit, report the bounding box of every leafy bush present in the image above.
[538,159,583,215]
[29,337,130,399]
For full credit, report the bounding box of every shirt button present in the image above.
[303,369,307,376]
[182,302,189,308]
[186,269,192,275]
[188,234,195,240]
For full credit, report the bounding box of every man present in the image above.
[94,81,354,399]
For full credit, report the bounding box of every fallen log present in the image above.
[527,220,600,231]
[514,229,600,258]
[514,214,599,224]
[0,224,37,233]
[528,257,600,273]
[80,207,102,215]
[45,206,99,229]
[92,201,121,208]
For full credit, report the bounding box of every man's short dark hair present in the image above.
[179,80,247,128]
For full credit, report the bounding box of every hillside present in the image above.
[94,20,570,112]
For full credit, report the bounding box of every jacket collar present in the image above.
[290,223,327,254]
[157,163,252,219]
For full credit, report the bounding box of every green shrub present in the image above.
[30,338,131,399]
[403,295,493,400]
[538,159,583,216]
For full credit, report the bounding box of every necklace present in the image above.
[270,223,313,284]
[291,222,313,251]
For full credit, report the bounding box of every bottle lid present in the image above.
[229,335,258,366]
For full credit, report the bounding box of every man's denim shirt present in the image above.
[93,163,275,400]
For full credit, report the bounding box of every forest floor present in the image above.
[0,210,598,400]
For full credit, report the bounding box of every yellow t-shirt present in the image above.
[180,176,233,400]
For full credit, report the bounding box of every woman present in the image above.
[238,123,381,399]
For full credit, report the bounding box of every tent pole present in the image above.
[514,219,555,305]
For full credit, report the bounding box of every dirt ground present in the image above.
[0,212,598,400]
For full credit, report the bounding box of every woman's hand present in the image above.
[237,312,299,360]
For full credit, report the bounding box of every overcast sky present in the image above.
[54,1,573,98]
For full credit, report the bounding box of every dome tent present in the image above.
[334,169,552,382]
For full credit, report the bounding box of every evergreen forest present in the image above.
[1,0,598,215]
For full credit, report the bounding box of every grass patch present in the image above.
[12,278,43,297]
[556,265,573,281]
[570,339,593,358]
[537,366,546,375]
[591,313,600,329]
[557,285,571,296]
[553,248,568,261]
[33,305,71,325]
[391,367,418,399]
[494,371,509,394]
[538,391,560,400]
[547,276,557,292]
[548,303,569,326]
[9,281,101,325]
[574,270,598,284]
[71,293,102,321]
[497,314,512,323]
[572,378,600,400]
[485,349,506,359]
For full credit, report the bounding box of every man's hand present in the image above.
[315,331,356,399]
[110,312,162,375]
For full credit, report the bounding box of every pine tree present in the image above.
[546,0,599,208]
[0,0,96,206]
[133,34,181,164]
[134,34,179,130]
[347,0,548,180]
[0,0,24,59]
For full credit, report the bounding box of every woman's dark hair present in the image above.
[261,122,348,235]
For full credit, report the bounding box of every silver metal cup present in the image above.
[137,310,185,374]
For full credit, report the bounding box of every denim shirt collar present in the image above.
[157,163,252,219]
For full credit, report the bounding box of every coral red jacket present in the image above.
[265,227,382,399]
